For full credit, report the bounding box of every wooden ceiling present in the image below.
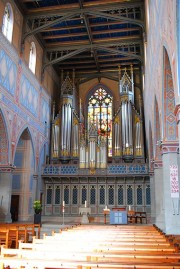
[16,0,145,83]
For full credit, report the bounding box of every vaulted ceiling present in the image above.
[16,0,145,83]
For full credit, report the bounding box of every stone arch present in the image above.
[12,127,36,222]
[13,125,36,170]
[0,109,10,164]
[163,47,177,141]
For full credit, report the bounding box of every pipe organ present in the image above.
[51,67,145,166]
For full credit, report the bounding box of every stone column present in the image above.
[153,160,165,230]
[175,104,180,200]
[175,102,180,147]
[161,142,180,234]
[33,174,38,200]
[149,172,156,223]
[0,165,15,223]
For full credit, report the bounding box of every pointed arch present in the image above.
[0,109,10,164]
[13,126,36,170]
[12,127,36,221]
[163,47,177,141]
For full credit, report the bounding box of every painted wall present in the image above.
[144,0,178,149]
[0,0,59,169]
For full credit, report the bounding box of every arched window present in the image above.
[2,3,14,42]
[29,42,36,73]
[88,87,113,157]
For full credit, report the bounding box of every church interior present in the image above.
[0,0,180,266]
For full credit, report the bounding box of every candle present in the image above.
[85,200,87,208]
[129,205,131,211]
[105,205,107,209]
[63,201,65,207]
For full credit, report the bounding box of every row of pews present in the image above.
[1,223,180,269]
[0,223,41,249]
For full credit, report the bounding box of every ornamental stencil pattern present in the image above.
[164,50,177,140]
[0,111,8,164]
[41,97,50,126]
[0,49,17,95]
[20,74,39,116]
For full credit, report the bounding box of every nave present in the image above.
[1,223,180,269]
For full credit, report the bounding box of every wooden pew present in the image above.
[0,223,41,249]
[1,224,180,269]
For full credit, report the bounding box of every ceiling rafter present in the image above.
[17,0,145,82]
[22,12,76,43]
[23,8,144,42]
[44,44,141,72]
[87,10,144,30]
[43,47,89,71]
[78,0,100,72]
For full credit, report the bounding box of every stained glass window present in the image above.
[108,185,114,205]
[46,185,52,204]
[64,185,69,204]
[81,185,87,204]
[72,185,78,204]
[88,87,113,157]
[118,185,124,205]
[90,185,96,204]
[55,185,60,204]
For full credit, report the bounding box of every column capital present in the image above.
[33,174,38,180]
[161,141,179,155]
[153,159,163,169]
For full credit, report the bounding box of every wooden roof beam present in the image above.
[42,27,140,40]
[45,40,142,52]
[45,35,142,48]
[25,1,143,17]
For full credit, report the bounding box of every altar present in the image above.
[110,207,127,224]
[79,207,91,224]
